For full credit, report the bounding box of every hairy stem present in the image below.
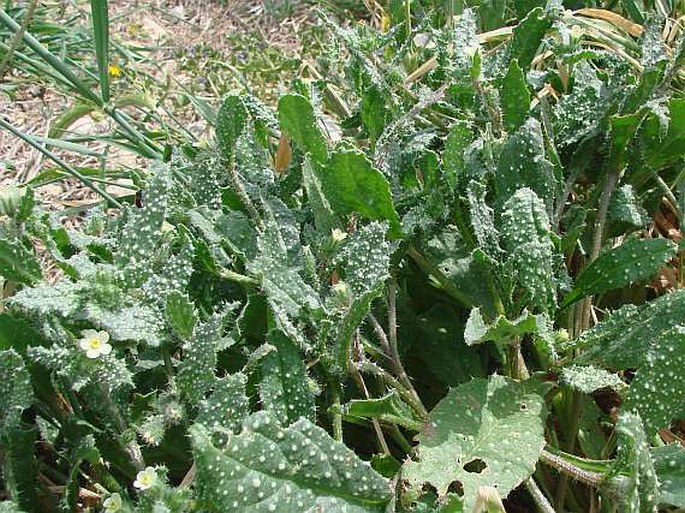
[525,478,556,513]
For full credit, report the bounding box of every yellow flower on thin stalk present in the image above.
[108,64,122,77]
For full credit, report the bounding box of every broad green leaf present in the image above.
[495,119,556,212]
[165,291,197,339]
[508,8,550,70]
[340,391,423,431]
[623,327,685,436]
[216,95,247,163]
[608,413,659,512]
[319,148,401,238]
[500,60,530,133]
[259,330,315,425]
[443,122,473,190]
[278,94,328,163]
[652,444,685,508]
[500,188,557,312]
[573,289,685,368]
[0,314,45,353]
[0,350,33,432]
[562,238,677,307]
[141,234,195,307]
[190,413,391,512]
[478,0,506,32]
[559,365,627,394]
[402,376,547,510]
[196,373,249,433]
[464,308,552,347]
[177,318,220,403]
[0,239,42,285]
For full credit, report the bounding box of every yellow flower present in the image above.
[103,492,123,512]
[78,329,112,359]
[108,64,122,77]
[133,466,158,490]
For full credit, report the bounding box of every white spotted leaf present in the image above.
[651,444,685,508]
[562,238,677,308]
[190,412,391,512]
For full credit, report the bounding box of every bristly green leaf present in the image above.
[196,373,249,433]
[608,413,660,513]
[319,148,401,238]
[1,427,39,512]
[8,281,84,318]
[0,350,34,432]
[571,289,685,369]
[559,365,627,394]
[190,413,391,512]
[83,301,165,347]
[165,291,197,340]
[467,180,501,258]
[623,327,685,436]
[259,330,315,425]
[443,122,473,190]
[402,376,547,511]
[0,238,42,285]
[508,7,550,70]
[464,307,552,347]
[495,119,556,212]
[278,94,328,163]
[177,317,221,403]
[500,188,557,312]
[651,444,685,508]
[340,391,423,431]
[216,95,248,163]
[500,60,530,133]
[562,238,677,307]
[302,157,337,236]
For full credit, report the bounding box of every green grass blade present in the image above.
[0,8,101,105]
[90,0,110,102]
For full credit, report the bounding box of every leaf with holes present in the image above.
[190,413,391,512]
[464,307,552,347]
[562,238,677,307]
[402,375,548,511]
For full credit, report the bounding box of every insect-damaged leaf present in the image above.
[402,376,547,511]
[464,307,553,347]
[190,413,391,512]
[562,238,677,307]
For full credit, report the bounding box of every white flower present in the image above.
[78,329,112,359]
[133,466,158,490]
[331,228,347,242]
[103,492,122,512]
